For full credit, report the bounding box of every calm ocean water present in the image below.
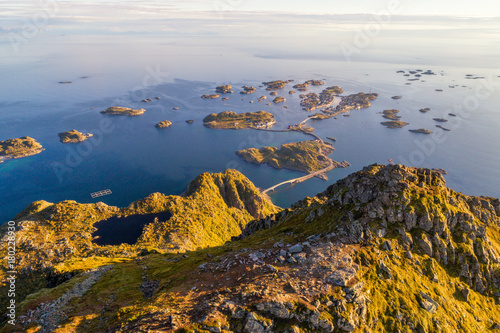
[1,32,499,222]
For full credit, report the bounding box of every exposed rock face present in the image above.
[3,164,500,333]
[58,130,93,143]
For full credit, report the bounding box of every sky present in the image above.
[1,0,500,18]
[0,0,499,37]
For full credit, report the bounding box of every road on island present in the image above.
[258,119,337,195]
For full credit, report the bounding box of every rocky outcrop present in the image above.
[58,130,93,143]
[3,164,500,333]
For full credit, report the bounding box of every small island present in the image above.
[203,111,275,129]
[409,129,432,134]
[215,85,233,94]
[381,121,409,128]
[240,86,256,94]
[186,120,194,124]
[292,80,326,92]
[0,136,44,163]
[201,94,220,99]
[433,118,448,122]
[382,109,401,120]
[262,80,289,90]
[155,120,172,129]
[419,108,431,113]
[101,106,145,116]
[391,96,402,100]
[273,96,286,103]
[436,125,451,131]
[58,130,93,143]
[236,140,334,174]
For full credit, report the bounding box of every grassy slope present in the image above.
[0,170,279,318]
[2,165,500,332]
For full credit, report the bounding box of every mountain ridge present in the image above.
[1,165,500,332]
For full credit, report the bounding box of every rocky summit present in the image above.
[1,164,500,332]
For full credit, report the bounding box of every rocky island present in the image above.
[320,92,378,118]
[0,136,44,162]
[381,109,401,120]
[236,140,336,176]
[203,111,275,129]
[155,120,172,129]
[272,96,285,103]
[409,128,432,134]
[100,106,145,116]
[433,118,448,122]
[240,86,256,94]
[215,85,233,94]
[293,79,325,92]
[201,94,220,99]
[381,120,409,128]
[262,80,289,90]
[58,130,93,143]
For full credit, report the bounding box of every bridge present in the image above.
[261,125,335,194]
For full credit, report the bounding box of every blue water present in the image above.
[1,33,500,223]
[92,212,172,246]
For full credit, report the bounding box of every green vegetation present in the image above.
[2,164,500,333]
[236,140,333,173]
[100,106,145,116]
[58,130,93,143]
[0,169,280,317]
[0,136,43,162]
[203,111,276,129]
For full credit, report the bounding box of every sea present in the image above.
[1,15,500,223]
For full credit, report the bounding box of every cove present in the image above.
[92,212,172,246]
